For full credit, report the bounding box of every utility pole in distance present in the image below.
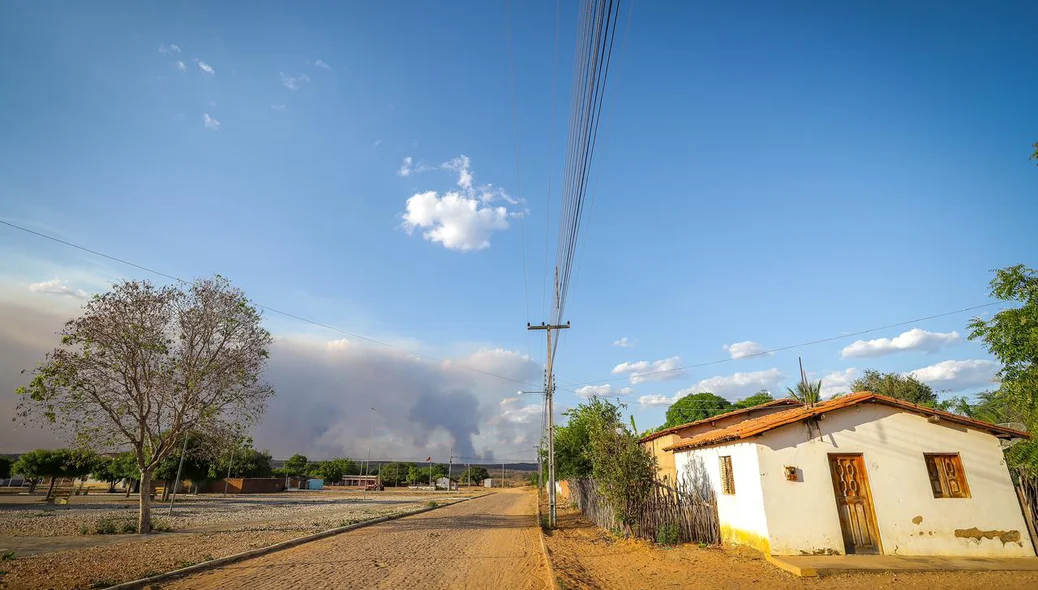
[446,448,452,493]
[528,320,569,528]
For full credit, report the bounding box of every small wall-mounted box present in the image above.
[784,466,799,481]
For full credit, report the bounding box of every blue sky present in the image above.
[1,1,1035,457]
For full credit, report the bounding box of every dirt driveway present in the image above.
[166,489,550,590]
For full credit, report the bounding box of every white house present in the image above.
[667,392,1035,558]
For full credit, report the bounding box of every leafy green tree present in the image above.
[585,399,657,530]
[849,369,936,406]
[12,450,50,493]
[378,462,413,486]
[733,390,774,409]
[0,456,11,481]
[284,454,309,476]
[664,392,732,427]
[786,380,823,405]
[1031,142,1037,165]
[90,455,121,493]
[968,264,1038,468]
[316,457,357,483]
[406,464,421,484]
[555,397,615,479]
[210,442,273,479]
[13,449,96,499]
[16,277,274,533]
[459,465,489,485]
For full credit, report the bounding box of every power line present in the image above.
[542,0,562,325]
[0,218,538,387]
[561,301,1002,388]
[505,0,532,329]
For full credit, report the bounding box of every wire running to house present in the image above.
[0,219,539,387]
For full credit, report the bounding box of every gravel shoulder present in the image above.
[542,505,1038,590]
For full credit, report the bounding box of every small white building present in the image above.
[435,477,458,491]
[667,392,1035,558]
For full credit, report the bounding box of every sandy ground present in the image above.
[0,495,460,590]
[543,505,1038,590]
[165,488,549,590]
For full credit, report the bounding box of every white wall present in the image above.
[676,442,770,552]
[755,404,1035,557]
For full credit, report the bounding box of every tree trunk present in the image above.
[45,476,57,500]
[138,470,153,534]
[162,480,170,502]
[125,480,133,498]
[108,480,116,493]
[28,478,39,493]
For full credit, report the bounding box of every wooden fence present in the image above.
[569,478,721,545]
[1014,468,1038,554]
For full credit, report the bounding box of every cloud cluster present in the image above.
[574,384,634,399]
[398,155,517,252]
[203,113,221,130]
[0,294,543,461]
[637,368,785,408]
[722,340,770,359]
[281,72,310,91]
[613,337,634,348]
[196,59,215,75]
[841,328,961,359]
[818,368,858,398]
[612,356,686,384]
[28,279,87,299]
[909,359,998,391]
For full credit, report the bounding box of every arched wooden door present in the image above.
[828,454,882,554]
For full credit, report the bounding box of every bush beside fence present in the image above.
[569,478,721,545]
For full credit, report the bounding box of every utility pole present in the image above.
[535,444,542,495]
[222,446,236,496]
[502,461,506,487]
[167,432,190,516]
[446,448,452,493]
[529,318,569,528]
[364,406,376,486]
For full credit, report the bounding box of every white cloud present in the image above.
[175,60,186,71]
[398,156,414,177]
[202,113,220,130]
[723,340,770,360]
[27,279,87,299]
[613,337,634,348]
[639,394,673,408]
[818,368,858,398]
[677,368,785,399]
[170,44,181,53]
[280,72,310,91]
[442,155,474,190]
[841,328,961,359]
[398,155,517,252]
[401,191,509,252]
[159,44,181,54]
[196,59,215,75]
[909,360,999,391]
[574,384,635,399]
[612,356,686,384]
[373,139,382,147]
[314,59,332,70]
[270,104,286,112]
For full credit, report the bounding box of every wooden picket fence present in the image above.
[569,478,721,545]
[1014,468,1038,554]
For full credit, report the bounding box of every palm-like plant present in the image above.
[786,379,822,405]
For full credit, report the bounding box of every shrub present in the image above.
[426,501,438,508]
[656,522,680,547]
[1,550,16,561]
[95,516,119,535]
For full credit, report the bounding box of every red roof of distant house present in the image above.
[662,391,1030,452]
[639,398,802,443]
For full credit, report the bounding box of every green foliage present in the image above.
[284,454,309,476]
[555,397,617,479]
[664,392,732,428]
[93,515,170,535]
[426,500,439,508]
[314,457,357,483]
[210,443,273,479]
[378,462,413,486]
[583,398,658,529]
[1031,142,1038,165]
[967,264,1038,468]
[656,522,680,546]
[154,435,215,485]
[849,369,936,406]
[1,550,15,561]
[786,380,823,405]
[459,465,489,484]
[732,390,774,410]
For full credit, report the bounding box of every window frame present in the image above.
[719,455,735,495]
[923,453,971,499]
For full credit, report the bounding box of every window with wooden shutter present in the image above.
[924,454,970,498]
[719,456,735,495]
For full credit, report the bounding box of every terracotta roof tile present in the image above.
[662,391,1030,452]
[638,398,801,443]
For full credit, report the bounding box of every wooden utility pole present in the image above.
[528,320,570,528]
[446,448,452,492]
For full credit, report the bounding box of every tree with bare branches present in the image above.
[17,276,274,532]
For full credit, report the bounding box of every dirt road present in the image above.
[166,489,550,590]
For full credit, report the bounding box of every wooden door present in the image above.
[828,454,881,554]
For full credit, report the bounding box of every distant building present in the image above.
[342,475,380,488]
[435,477,458,491]
[483,478,495,488]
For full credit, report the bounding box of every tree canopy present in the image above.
[967,264,1038,468]
[16,277,274,533]
[849,369,937,406]
[732,390,774,410]
[378,462,413,486]
[663,392,732,428]
[460,465,489,484]
[284,454,309,476]
[12,448,96,498]
[786,380,823,405]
